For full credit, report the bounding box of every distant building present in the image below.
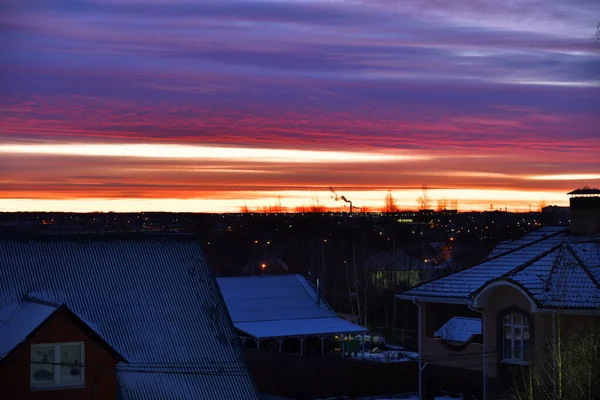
[0,234,259,400]
[398,188,600,400]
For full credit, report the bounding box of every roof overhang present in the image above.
[396,294,471,305]
[535,308,600,315]
[233,317,368,339]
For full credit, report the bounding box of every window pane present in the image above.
[59,344,83,383]
[504,314,512,325]
[514,313,522,326]
[522,315,529,326]
[504,326,513,359]
[514,327,522,360]
[31,345,55,384]
[523,327,530,361]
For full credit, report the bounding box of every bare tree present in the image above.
[537,200,547,212]
[510,316,600,400]
[384,191,399,213]
[311,197,326,213]
[240,204,251,213]
[272,196,285,213]
[449,199,459,211]
[417,185,431,211]
[436,198,448,212]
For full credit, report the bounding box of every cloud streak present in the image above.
[1,0,599,211]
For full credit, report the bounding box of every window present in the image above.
[502,313,530,363]
[31,343,84,388]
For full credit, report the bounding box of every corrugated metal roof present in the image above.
[217,275,367,338]
[399,227,600,310]
[0,235,259,400]
[0,300,57,358]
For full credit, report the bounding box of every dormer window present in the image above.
[31,343,84,388]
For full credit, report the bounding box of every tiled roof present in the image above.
[217,275,367,338]
[0,234,259,400]
[399,227,600,310]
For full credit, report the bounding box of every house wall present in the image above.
[484,285,546,380]
[419,302,483,371]
[485,286,600,389]
[0,309,118,400]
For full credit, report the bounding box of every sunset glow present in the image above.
[0,144,420,163]
[1,0,599,212]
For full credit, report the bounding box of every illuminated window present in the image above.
[502,313,530,363]
[31,343,84,388]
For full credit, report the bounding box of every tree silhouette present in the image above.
[537,200,547,212]
[417,185,431,211]
[436,198,448,212]
[383,191,399,213]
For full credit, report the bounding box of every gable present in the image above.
[0,301,57,360]
[0,235,259,400]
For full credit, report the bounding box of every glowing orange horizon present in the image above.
[0,142,596,213]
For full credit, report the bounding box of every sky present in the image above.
[1,0,599,213]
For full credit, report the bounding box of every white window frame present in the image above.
[31,342,85,389]
[502,313,530,365]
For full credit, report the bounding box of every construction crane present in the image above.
[329,186,360,213]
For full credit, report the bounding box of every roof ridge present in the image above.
[543,245,567,293]
[21,294,62,308]
[402,228,565,293]
[505,243,564,280]
[565,245,600,290]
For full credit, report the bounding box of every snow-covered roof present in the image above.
[398,227,600,310]
[0,234,259,400]
[0,300,57,359]
[217,275,367,338]
[434,317,481,343]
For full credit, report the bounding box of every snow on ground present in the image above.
[351,350,418,363]
[317,394,460,400]
[358,396,458,400]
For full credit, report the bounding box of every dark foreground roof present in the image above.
[0,234,259,400]
[398,227,600,310]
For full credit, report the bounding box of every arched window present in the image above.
[502,313,530,363]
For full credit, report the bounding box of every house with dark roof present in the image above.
[398,189,600,400]
[0,234,259,400]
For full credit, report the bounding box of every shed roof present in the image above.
[398,227,600,310]
[217,275,367,338]
[434,317,481,343]
[0,234,259,400]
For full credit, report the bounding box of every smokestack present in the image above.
[567,187,600,234]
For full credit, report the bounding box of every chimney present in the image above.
[568,186,600,234]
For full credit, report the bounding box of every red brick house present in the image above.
[398,188,600,399]
[0,296,126,400]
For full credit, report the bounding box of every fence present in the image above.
[244,348,418,399]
